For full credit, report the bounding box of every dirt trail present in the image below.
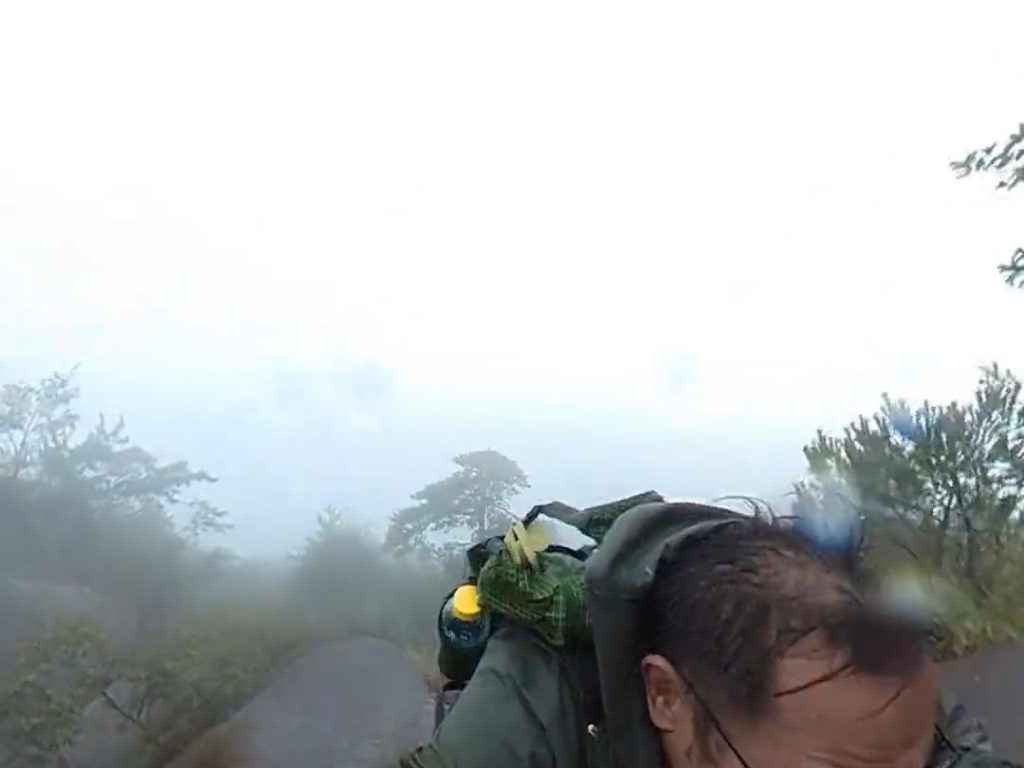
[941,640,1024,762]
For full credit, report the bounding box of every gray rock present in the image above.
[59,679,168,768]
[167,637,433,768]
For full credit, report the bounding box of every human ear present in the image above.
[642,655,700,767]
[641,654,695,734]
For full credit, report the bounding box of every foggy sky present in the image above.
[2,1,1024,554]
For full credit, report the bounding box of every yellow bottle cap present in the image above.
[451,584,482,621]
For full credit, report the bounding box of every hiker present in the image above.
[400,496,1015,768]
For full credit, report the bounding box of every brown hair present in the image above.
[641,516,926,757]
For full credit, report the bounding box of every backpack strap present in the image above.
[526,492,665,545]
[568,650,615,768]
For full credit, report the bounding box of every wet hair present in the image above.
[641,513,927,758]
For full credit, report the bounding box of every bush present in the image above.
[800,364,1024,659]
[0,594,318,766]
[290,507,455,654]
[0,617,112,763]
[123,595,317,762]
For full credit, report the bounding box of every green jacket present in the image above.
[401,502,1019,768]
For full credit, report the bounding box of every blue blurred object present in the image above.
[792,501,861,560]
[889,408,919,442]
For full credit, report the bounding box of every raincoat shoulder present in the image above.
[398,624,583,768]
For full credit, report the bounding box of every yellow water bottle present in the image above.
[437,584,492,684]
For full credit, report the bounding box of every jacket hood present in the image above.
[584,501,747,767]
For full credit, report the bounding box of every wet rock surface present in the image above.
[167,637,433,768]
[59,679,167,768]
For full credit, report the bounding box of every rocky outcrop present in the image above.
[167,637,433,768]
[58,679,169,768]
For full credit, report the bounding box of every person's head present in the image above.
[640,516,938,768]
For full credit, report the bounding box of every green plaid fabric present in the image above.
[472,492,663,649]
[476,547,590,648]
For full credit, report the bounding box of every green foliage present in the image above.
[950,123,1024,286]
[181,499,232,542]
[121,597,315,762]
[0,368,224,540]
[0,617,112,763]
[951,123,1024,191]
[47,411,220,523]
[935,565,1023,659]
[292,507,453,651]
[0,370,494,764]
[0,368,80,480]
[0,368,229,627]
[0,596,314,765]
[802,363,1024,657]
[0,369,245,762]
[384,450,529,557]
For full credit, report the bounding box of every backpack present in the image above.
[433,491,665,728]
[431,495,1013,768]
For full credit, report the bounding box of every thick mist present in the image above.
[3,0,1024,764]
[59,366,814,555]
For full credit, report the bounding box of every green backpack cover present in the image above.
[437,491,664,686]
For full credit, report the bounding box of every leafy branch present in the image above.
[951,123,1024,287]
